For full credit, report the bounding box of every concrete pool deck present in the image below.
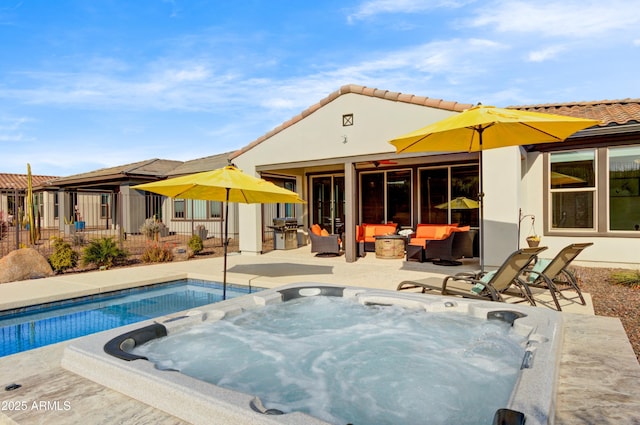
[1,247,639,424]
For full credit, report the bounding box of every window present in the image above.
[174,199,185,219]
[173,199,222,220]
[386,170,411,226]
[609,146,640,231]
[360,170,412,226]
[548,144,640,234]
[418,164,479,227]
[100,194,109,219]
[550,150,596,230]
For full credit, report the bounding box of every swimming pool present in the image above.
[0,279,260,357]
[64,283,563,425]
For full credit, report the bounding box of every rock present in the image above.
[171,245,193,262]
[0,248,55,283]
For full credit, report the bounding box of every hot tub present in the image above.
[62,283,563,425]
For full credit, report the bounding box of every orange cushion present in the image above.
[311,224,322,235]
[320,229,330,237]
[364,225,377,238]
[434,226,453,239]
[452,225,470,232]
[416,226,437,239]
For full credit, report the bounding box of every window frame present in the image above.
[544,144,640,238]
[547,149,598,233]
[359,168,413,226]
[172,198,223,221]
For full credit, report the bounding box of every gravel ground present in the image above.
[573,266,640,362]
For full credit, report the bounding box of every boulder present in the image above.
[0,248,54,283]
[171,245,193,262]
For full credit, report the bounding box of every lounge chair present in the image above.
[396,247,547,305]
[308,228,341,256]
[520,243,593,311]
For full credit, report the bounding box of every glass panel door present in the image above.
[311,175,345,234]
[419,168,448,224]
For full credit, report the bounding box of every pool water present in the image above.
[0,279,259,357]
[133,295,527,425]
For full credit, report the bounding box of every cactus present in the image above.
[26,164,40,244]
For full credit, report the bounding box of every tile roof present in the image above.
[509,99,640,127]
[0,173,58,190]
[46,158,184,186]
[230,84,474,159]
[166,152,233,176]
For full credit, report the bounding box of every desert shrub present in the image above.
[82,237,128,269]
[48,237,79,272]
[141,242,174,263]
[188,234,204,255]
[610,270,640,289]
[140,216,160,239]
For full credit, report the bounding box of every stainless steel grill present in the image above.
[269,217,299,250]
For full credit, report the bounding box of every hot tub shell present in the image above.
[62,283,563,425]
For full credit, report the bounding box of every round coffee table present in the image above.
[374,235,405,259]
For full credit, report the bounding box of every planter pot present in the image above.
[64,224,76,235]
[526,238,540,247]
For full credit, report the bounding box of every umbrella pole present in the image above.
[223,188,229,300]
[478,128,485,273]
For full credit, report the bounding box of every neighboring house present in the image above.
[0,173,58,228]
[155,152,235,240]
[38,153,235,239]
[231,84,640,266]
[40,158,183,235]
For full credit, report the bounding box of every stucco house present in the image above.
[0,173,58,229]
[230,84,640,267]
[38,152,235,239]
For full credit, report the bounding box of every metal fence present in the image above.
[0,191,240,262]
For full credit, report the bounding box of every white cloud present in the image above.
[527,45,565,62]
[0,116,32,143]
[347,0,472,22]
[468,0,640,38]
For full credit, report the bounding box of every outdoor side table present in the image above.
[406,244,424,262]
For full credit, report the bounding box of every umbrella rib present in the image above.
[398,133,432,153]
[519,123,563,141]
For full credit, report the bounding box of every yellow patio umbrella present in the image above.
[389,104,600,270]
[435,197,479,210]
[133,165,305,299]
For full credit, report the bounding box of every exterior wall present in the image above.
[234,93,460,256]
[160,198,235,241]
[483,146,521,267]
[237,94,455,168]
[522,151,640,267]
[121,185,146,234]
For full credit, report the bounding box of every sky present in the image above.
[1,0,639,177]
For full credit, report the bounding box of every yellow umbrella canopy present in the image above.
[435,197,480,210]
[132,165,305,204]
[389,104,601,153]
[133,165,304,298]
[389,104,600,271]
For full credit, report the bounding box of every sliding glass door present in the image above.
[311,175,345,234]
